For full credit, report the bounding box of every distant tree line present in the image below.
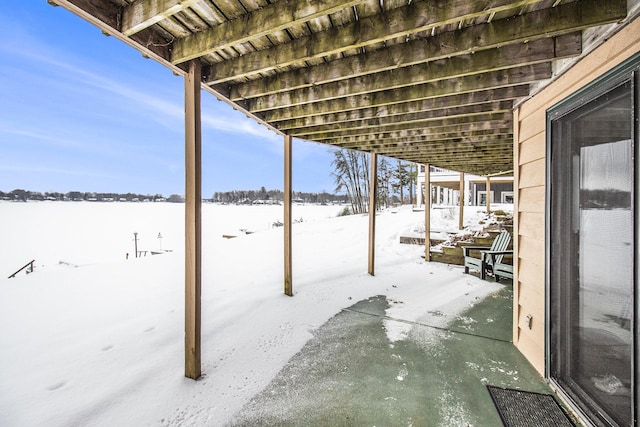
[212,186,347,205]
[581,188,631,209]
[331,149,418,214]
[0,189,175,202]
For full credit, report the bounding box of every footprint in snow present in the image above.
[47,381,67,391]
[101,344,114,351]
[145,327,155,333]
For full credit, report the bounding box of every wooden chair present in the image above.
[463,231,512,280]
[486,252,514,282]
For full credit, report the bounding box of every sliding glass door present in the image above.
[548,57,638,426]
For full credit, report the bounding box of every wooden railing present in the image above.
[8,260,35,278]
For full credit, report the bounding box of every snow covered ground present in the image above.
[0,202,509,426]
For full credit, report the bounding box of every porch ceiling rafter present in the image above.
[257,63,553,123]
[207,0,554,85]
[312,114,513,141]
[289,101,514,137]
[53,0,629,176]
[245,39,576,112]
[229,0,621,98]
[343,133,514,151]
[170,0,367,64]
[269,86,529,128]
[121,0,202,36]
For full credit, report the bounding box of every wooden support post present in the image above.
[184,59,202,380]
[459,172,465,230]
[284,134,293,296]
[368,152,378,276]
[486,176,492,214]
[424,163,431,262]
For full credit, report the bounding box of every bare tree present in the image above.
[332,149,370,214]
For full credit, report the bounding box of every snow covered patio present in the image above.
[0,203,554,426]
[229,284,553,426]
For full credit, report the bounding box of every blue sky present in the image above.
[0,3,338,197]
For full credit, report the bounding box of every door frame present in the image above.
[545,52,640,426]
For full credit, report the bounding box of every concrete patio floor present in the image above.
[229,281,558,426]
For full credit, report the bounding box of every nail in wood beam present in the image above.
[424,163,431,262]
[184,59,202,380]
[368,152,378,276]
[284,134,293,296]
[459,172,465,230]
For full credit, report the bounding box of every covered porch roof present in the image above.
[47,0,632,380]
[50,0,627,176]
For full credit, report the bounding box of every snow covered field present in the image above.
[0,202,506,426]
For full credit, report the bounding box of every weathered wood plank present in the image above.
[332,128,513,147]
[216,0,623,86]
[171,0,365,64]
[228,11,583,98]
[255,64,551,117]
[397,152,514,162]
[122,0,201,36]
[240,38,574,109]
[298,112,511,140]
[271,86,528,128]
[375,151,513,162]
[280,100,513,136]
[207,0,551,84]
[343,133,513,150]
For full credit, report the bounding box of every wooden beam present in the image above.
[209,0,625,85]
[121,0,201,36]
[424,163,431,262]
[403,154,513,165]
[222,0,626,90]
[343,133,513,151]
[376,148,514,161]
[206,0,550,84]
[459,172,465,230]
[270,86,528,128]
[245,39,573,110]
[486,176,492,213]
[231,33,581,101]
[332,128,514,147]
[51,0,177,69]
[257,64,551,118]
[184,59,202,380]
[171,0,364,64]
[368,152,378,276]
[283,101,513,136]
[284,134,293,296]
[371,137,514,150]
[308,113,512,141]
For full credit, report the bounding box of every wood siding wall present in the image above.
[513,16,640,375]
